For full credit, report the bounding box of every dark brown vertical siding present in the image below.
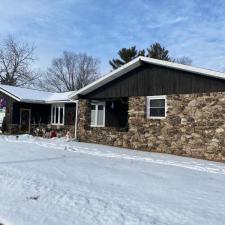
[84,63,225,99]
[65,103,76,125]
[12,102,51,124]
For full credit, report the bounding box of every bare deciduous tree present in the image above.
[39,52,100,92]
[0,35,37,86]
[172,56,192,65]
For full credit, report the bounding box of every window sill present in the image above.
[147,117,166,120]
[90,125,105,128]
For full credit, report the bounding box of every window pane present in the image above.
[150,108,165,117]
[98,105,104,110]
[91,107,96,126]
[52,107,55,123]
[91,105,96,110]
[55,107,59,123]
[150,99,165,107]
[97,106,104,126]
[60,107,63,124]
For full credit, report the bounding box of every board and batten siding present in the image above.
[12,102,51,124]
[12,102,76,125]
[83,63,225,99]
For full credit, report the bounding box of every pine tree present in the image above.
[147,43,170,61]
[109,46,145,70]
[109,43,192,70]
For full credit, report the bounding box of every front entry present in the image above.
[20,109,31,133]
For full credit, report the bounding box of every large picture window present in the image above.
[51,104,65,125]
[147,96,167,119]
[91,102,105,127]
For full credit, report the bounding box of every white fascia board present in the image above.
[140,57,225,80]
[22,100,74,104]
[0,87,21,101]
[46,100,73,104]
[69,57,142,99]
[19,100,73,104]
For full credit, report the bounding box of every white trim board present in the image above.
[0,87,21,101]
[146,95,167,119]
[70,56,225,99]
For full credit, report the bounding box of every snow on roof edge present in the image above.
[0,84,74,103]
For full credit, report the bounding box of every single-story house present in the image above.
[2,56,225,161]
[71,56,225,162]
[0,84,76,134]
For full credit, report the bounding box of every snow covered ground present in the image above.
[0,135,225,225]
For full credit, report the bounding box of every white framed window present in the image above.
[91,102,105,127]
[147,96,167,119]
[51,104,65,125]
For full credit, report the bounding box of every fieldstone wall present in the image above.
[77,92,225,162]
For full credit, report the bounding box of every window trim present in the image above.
[51,104,65,125]
[147,96,167,119]
[90,101,105,127]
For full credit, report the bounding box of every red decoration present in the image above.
[50,130,57,138]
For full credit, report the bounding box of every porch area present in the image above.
[4,102,76,136]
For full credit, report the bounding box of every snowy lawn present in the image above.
[0,135,225,225]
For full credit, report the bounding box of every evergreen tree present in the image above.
[109,46,145,70]
[147,42,170,61]
[109,43,192,70]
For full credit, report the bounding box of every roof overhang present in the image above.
[0,87,21,101]
[70,56,225,100]
[0,86,74,104]
[47,100,74,104]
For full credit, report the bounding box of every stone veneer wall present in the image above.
[51,125,75,135]
[77,92,225,162]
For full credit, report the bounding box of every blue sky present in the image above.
[0,0,225,74]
